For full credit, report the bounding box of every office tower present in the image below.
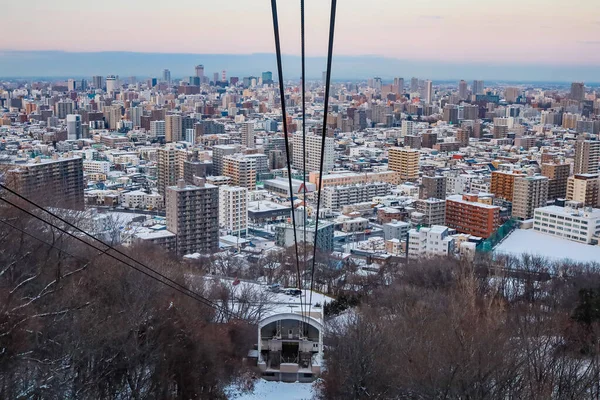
[410,77,419,92]
[66,114,82,140]
[445,194,500,238]
[443,104,459,124]
[103,105,121,130]
[79,79,87,91]
[472,80,484,95]
[292,133,335,174]
[401,120,414,137]
[261,71,273,84]
[388,147,420,181]
[462,104,479,121]
[504,87,520,103]
[424,80,433,104]
[0,156,84,210]
[512,176,549,220]
[165,114,182,142]
[562,113,579,130]
[570,82,585,101]
[241,121,255,148]
[394,77,404,92]
[130,105,142,127]
[105,75,119,94]
[222,155,257,190]
[157,146,177,198]
[221,70,227,83]
[490,171,525,201]
[195,64,204,78]
[219,185,248,236]
[67,79,76,91]
[567,174,600,207]
[92,75,103,89]
[420,175,446,200]
[213,72,219,84]
[322,71,327,86]
[541,163,570,200]
[56,100,74,119]
[166,180,219,256]
[162,69,171,84]
[185,128,196,144]
[372,77,382,91]
[150,120,166,138]
[458,80,468,100]
[574,139,600,174]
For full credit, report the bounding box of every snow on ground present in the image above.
[227,379,316,400]
[494,229,600,264]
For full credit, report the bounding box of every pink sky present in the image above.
[4,0,600,65]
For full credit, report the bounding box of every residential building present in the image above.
[445,194,500,238]
[150,120,165,138]
[241,121,255,148]
[219,185,248,236]
[212,145,237,175]
[407,225,455,259]
[293,133,335,174]
[574,139,600,175]
[567,174,600,207]
[541,163,570,200]
[309,170,401,189]
[222,155,257,190]
[275,220,334,252]
[512,176,549,220]
[321,182,391,209]
[490,171,525,202]
[66,114,82,140]
[415,198,446,226]
[383,220,410,240]
[420,175,446,200]
[165,114,182,142]
[165,180,219,256]
[388,147,420,181]
[157,146,177,198]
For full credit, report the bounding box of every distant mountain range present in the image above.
[0,51,598,83]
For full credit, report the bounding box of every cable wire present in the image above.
[270,0,304,315]
[0,188,239,319]
[309,0,337,316]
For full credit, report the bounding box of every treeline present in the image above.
[319,255,600,399]
[0,201,254,399]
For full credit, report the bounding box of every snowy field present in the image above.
[227,379,316,400]
[494,229,600,264]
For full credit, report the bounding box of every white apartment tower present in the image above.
[219,185,248,236]
[293,133,335,174]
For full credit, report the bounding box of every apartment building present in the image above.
[490,171,525,202]
[415,198,446,226]
[533,204,600,244]
[383,220,410,240]
[512,176,549,220]
[83,160,110,174]
[219,185,248,236]
[1,155,84,210]
[292,133,335,174]
[407,225,455,259]
[574,139,600,175]
[212,145,237,175]
[309,170,401,190]
[420,175,446,200]
[165,180,219,256]
[222,155,257,190]
[445,194,500,238]
[388,147,420,181]
[567,174,600,207]
[321,182,391,209]
[541,162,570,200]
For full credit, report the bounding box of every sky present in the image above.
[3,0,600,66]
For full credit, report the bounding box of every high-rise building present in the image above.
[420,175,446,200]
[212,145,237,175]
[213,72,219,84]
[490,171,525,202]
[567,174,600,207]
[443,104,459,124]
[157,146,177,198]
[512,176,549,220]
[0,156,84,210]
[92,75,103,90]
[56,100,74,119]
[165,114,182,142]
[541,163,570,200]
[66,114,82,140]
[166,180,219,256]
[401,120,414,137]
[150,120,166,138]
[67,79,77,92]
[410,77,419,92]
[222,155,257,190]
[241,121,255,148]
[504,87,520,103]
[570,82,585,101]
[472,80,484,95]
[219,185,248,236]
[445,194,500,238]
[424,80,433,104]
[130,106,143,127]
[162,69,171,84]
[415,198,446,226]
[292,133,335,174]
[195,64,204,78]
[261,71,273,84]
[388,147,420,181]
[106,75,119,95]
[574,139,600,175]
[458,80,468,100]
[394,77,404,92]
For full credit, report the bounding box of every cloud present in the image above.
[419,15,443,20]
[579,41,600,45]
